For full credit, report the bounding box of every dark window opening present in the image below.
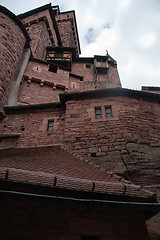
[49,65,57,73]
[86,64,91,68]
[95,107,102,119]
[105,106,112,118]
[47,120,54,132]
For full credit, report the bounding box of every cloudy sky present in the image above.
[1,0,160,89]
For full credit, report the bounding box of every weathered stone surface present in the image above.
[89,151,127,175]
[0,11,26,111]
[0,4,160,239]
[123,143,160,187]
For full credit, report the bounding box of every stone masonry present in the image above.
[0,3,160,240]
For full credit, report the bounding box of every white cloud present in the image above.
[118,0,132,9]
[138,32,157,48]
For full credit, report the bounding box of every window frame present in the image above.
[47,120,54,132]
[95,107,102,119]
[105,105,112,118]
[90,103,119,122]
[86,64,91,69]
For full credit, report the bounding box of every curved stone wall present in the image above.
[0,6,29,118]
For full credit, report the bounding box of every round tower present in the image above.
[0,6,30,119]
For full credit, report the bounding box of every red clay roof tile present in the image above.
[0,146,156,200]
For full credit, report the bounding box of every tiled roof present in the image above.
[59,88,160,104]
[0,145,156,200]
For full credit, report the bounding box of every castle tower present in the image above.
[18,4,62,61]
[0,6,30,118]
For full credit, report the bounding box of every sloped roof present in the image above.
[0,145,156,201]
[59,88,160,104]
[0,145,112,181]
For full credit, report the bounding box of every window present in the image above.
[86,64,91,68]
[47,120,54,132]
[49,65,57,73]
[71,82,76,88]
[105,106,112,118]
[95,107,102,119]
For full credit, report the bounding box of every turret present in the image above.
[0,5,30,119]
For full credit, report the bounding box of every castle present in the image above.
[0,4,160,240]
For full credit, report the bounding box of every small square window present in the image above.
[95,107,102,119]
[105,106,112,118]
[49,65,57,73]
[47,120,54,131]
[86,64,91,68]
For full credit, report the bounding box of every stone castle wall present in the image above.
[0,9,27,117]
[56,11,80,56]
[20,9,59,60]
[64,95,160,189]
[1,94,159,193]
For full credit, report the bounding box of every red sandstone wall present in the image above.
[0,10,26,115]
[19,60,95,105]
[1,95,159,183]
[1,94,159,190]
[18,60,71,104]
[71,61,121,91]
[0,107,65,147]
[68,75,81,92]
[56,11,80,56]
[18,59,121,105]
[21,9,59,59]
[97,64,121,88]
[23,60,69,87]
[0,199,149,240]
[26,21,52,60]
[18,80,64,104]
[72,62,94,82]
[64,96,160,186]
[63,95,160,238]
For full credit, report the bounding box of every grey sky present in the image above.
[1,0,160,89]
